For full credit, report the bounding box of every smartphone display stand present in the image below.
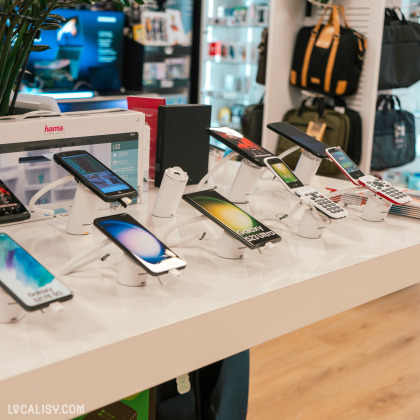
[361,194,392,222]
[228,159,261,206]
[66,183,102,235]
[294,150,322,186]
[117,253,150,287]
[0,288,24,323]
[326,186,392,222]
[217,231,245,259]
[297,207,326,239]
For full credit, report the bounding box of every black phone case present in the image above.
[267,122,328,158]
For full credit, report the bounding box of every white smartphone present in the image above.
[264,156,348,219]
[325,146,365,185]
[0,233,73,311]
[326,147,412,205]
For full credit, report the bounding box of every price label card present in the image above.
[395,121,406,149]
[306,121,327,142]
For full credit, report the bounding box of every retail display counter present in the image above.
[1,175,419,418]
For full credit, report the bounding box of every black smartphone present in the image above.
[206,127,274,167]
[0,233,73,311]
[94,213,187,276]
[183,189,282,249]
[53,150,138,203]
[0,180,30,224]
[267,122,328,159]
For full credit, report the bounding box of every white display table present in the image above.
[1,176,419,418]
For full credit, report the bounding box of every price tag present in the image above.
[394,121,406,149]
[306,121,327,142]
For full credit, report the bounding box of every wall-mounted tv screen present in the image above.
[25,9,124,94]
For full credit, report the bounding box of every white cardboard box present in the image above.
[0,109,149,206]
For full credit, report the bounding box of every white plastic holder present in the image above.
[361,194,392,222]
[66,183,102,235]
[152,167,188,218]
[296,207,326,239]
[228,159,261,204]
[294,150,322,186]
[117,253,150,287]
[0,288,24,323]
[217,231,246,259]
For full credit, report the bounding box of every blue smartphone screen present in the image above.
[0,234,72,308]
[61,153,130,194]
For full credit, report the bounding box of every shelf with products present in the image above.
[205,58,258,65]
[206,23,267,29]
[200,0,269,129]
[201,90,254,103]
[142,79,190,89]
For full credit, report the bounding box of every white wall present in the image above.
[262,0,386,174]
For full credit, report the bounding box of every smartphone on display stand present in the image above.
[267,122,328,159]
[0,180,30,224]
[326,147,412,205]
[206,127,274,167]
[264,157,348,219]
[94,213,187,276]
[0,233,73,311]
[53,150,138,203]
[325,146,365,185]
[183,189,282,249]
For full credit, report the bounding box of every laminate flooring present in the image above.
[247,283,420,420]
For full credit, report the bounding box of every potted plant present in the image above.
[0,0,144,116]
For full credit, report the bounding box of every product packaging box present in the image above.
[127,96,166,181]
[0,109,149,210]
[155,104,211,186]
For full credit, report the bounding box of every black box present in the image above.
[155,105,211,186]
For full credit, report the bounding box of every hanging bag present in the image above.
[290,5,367,96]
[276,96,351,176]
[371,95,416,171]
[378,8,420,89]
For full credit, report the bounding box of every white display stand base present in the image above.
[217,231,245,259]
[228,159,261,204]
[296,208,325,239]
[66,184,101,235]
[117,254,150,287]
[362,195,392,222]
[0,288,24,324]
[294,150,322,185]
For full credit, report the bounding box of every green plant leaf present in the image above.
[40,22,61,30]
[30,44,51,52]
[47,13,66,22]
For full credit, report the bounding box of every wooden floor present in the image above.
[247,283,420,420]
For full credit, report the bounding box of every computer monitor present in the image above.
[25,9,124,94]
